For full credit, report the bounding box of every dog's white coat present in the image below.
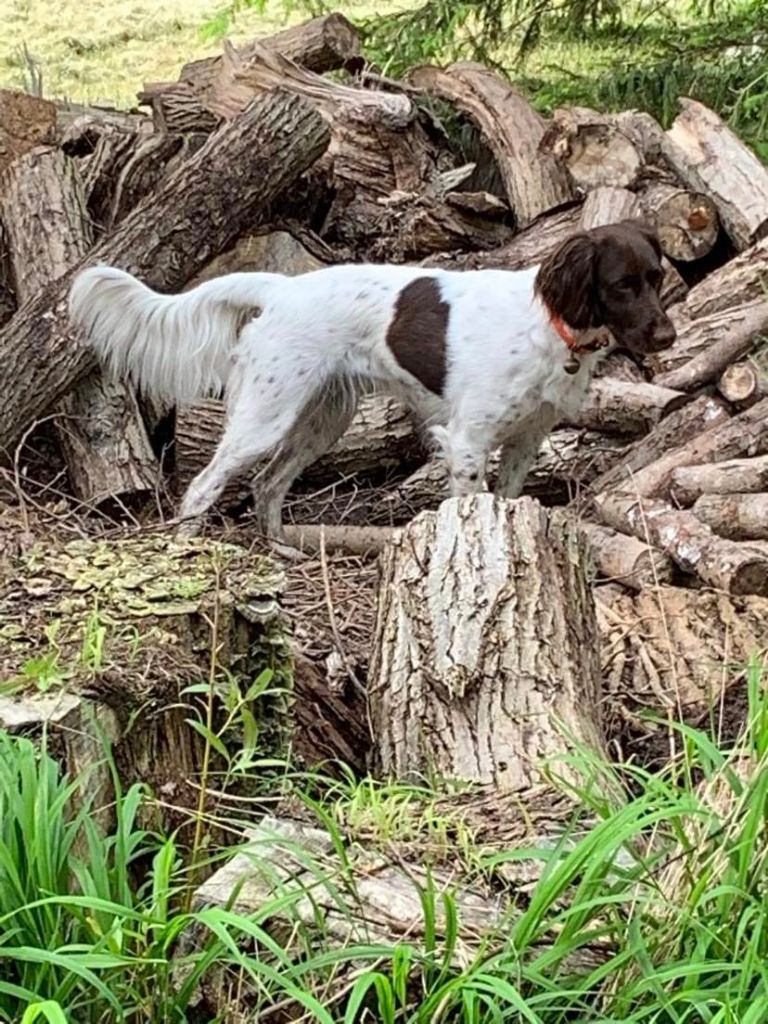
[69,263,606,537]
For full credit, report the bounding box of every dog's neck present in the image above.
[543,305,612,376]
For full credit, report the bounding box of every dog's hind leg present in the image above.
[176,365,323,537]
[251,379,359,542]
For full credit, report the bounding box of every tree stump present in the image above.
[368,495,605,789]
[0,534,289,824]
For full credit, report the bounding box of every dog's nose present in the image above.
[653,320,677,349]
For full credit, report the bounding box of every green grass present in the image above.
[0,655,766,1022]
[2,0,766,161]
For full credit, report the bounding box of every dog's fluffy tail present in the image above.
[68,266,283,405]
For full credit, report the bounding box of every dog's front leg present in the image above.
[495,407,557,499]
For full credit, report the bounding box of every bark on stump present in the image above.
[368,495,605,789]
[0,91,329,456]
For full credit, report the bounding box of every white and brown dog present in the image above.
[68,220,675,541]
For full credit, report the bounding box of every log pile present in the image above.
[2,13,768,788]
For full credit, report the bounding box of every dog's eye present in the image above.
[615,276,638,291]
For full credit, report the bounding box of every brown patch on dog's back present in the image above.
[386,277,449,395]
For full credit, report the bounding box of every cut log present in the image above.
[368,495,605,789]
[653,302,768,390]
[359,190,513,261]
[178,13,362,99]
[693,492,768,541]
[594,351,647,383]
[174,395,424,507]
[539,106,642,191]
[577,519,674,590]
[717,361,764,407]
[678,236,768,320]
[205,42,442,253]
[594,493,768,595]
[613,110,667,165]
[408,63,574,227]
[670,455,768,506]
[586,394,730,498]
[598,397,768,501]
[188,229,325,285]
[422,204,582,271]
[579,185,641,229]
[662,98,768,250]
[567,378,689,434]
[0,89,56,174]
[142,82,220,135]
[0,145,158,505]
[597,584,768,765]
[640,182,719,262]
[0,92,329,456]
[106,133,185,228]
[72,122,144,233]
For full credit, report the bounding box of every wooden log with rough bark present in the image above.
[653,302,768,390]
[205,42,447,258]
[576,519,673,590]
[368,495,606,789]
[0,92,329,457]
[670,455,768,506]
[567,378,689,434]
[284,516,675,593]
[174,395,425,506]
[586,394,730,499]
[596,583,768,765]
[579,185,640,229]
[179,13,362,100]
[640,181,719,262]
[717,361,765,407]
[594,493,768,595]
[681,236,768,320]
[68,122,145,233]
[693,492,768,541]
[408,63,574,227]
[662,98,768,250]
[539,107,643,191]
[423,204,582,271]
[0,145,159,503]
[598,397,768,501]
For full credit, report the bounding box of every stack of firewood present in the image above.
[1,10,768,608]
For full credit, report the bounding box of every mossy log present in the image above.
[0,534,289,818]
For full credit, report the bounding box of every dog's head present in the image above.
[535,220,676,354]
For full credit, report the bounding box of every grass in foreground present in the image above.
[0,655,767,1022]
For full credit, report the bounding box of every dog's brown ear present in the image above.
[535,232,597,329]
